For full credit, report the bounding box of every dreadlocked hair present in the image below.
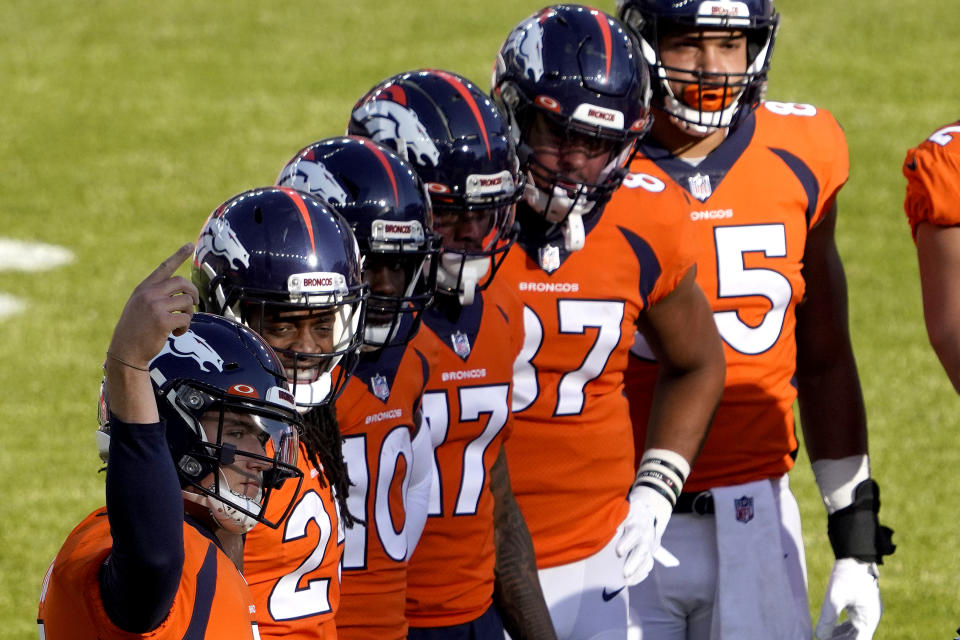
[300,403,362,528]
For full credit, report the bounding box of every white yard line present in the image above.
[0,238,74,271]
[0,293,25,320]
[0,238,75,319]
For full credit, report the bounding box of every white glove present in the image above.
[615,484,673,585]
[815,558,881,639]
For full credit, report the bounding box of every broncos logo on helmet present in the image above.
[156,331,225,373]
[499,15,545,83]
[196,216,250,271]
[351,100,441,167]
[276,160,350,206]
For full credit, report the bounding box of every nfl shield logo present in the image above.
[539,244,561,273]
[370,374,390,401]
[688,173,712,201]
[734,495,754,523]
[451,330,471,358]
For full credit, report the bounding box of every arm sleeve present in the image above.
[100,416,185,633]
[404,412,434,560]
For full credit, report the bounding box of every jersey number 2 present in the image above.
[268,490,335,620]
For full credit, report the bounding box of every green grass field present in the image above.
[2,1,958,638]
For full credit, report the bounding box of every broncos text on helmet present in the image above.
[492,4,653,251]
[349,69,522,305]
[192,186,368,407]
[277,136,440,347]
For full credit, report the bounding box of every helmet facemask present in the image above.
[162,382,302,533]
[620,4,778,135]
[237,286,367,408]
[514,107,643,249]
[431,184,520,305]
[360,218,441,350]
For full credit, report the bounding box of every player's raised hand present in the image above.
[107,243,199,369]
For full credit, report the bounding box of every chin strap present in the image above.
[183,471,263,534]
[436,253,490,306]
[562,212,585,252]
[293,372,333,409]
[522,172,596,245]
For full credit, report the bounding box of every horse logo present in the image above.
[352,100,441,167]
[504,18,544,82]
[158,331,224,373]
[196,216,250,270]
[277,160,350,206]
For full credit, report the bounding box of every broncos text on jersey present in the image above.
[626,101,849,492]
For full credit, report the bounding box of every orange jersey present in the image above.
[497,180,695,569]
[405,279,524,627]
[904,120,960,236]
[626,102,849,492]
[334,340,431,640]
[38,507,258,640]
[244,442,342,640]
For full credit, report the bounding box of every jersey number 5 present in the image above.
[713,224,792,355]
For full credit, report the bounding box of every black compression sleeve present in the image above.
[100,417,184,632]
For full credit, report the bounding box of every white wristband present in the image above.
[634,448,691,506]
[811,454,870,514]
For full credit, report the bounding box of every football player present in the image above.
[38,244,304,639]
[193,187,368,639]
[276,135,441,640]
[349,69,557,639]
[616,0,895,637]
[490,5,726,637]
[903,120,960,394]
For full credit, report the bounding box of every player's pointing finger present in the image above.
[145,243,195,284]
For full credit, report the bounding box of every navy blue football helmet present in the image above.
[493,4,652,249]
[349,69,522,305]
[97,313,304,533]
[276,136,440,346]
[192,187,368,407]
[617,0,778,134]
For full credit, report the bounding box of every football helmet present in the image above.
[349,69,522,305]
[617,0,779,134]
[192,186,368,407]
[492,4,652,249]
[276,136,440,346]
[97,312,304,533]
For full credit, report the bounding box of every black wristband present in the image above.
[826,479,896,564]
[634,478,678,507]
